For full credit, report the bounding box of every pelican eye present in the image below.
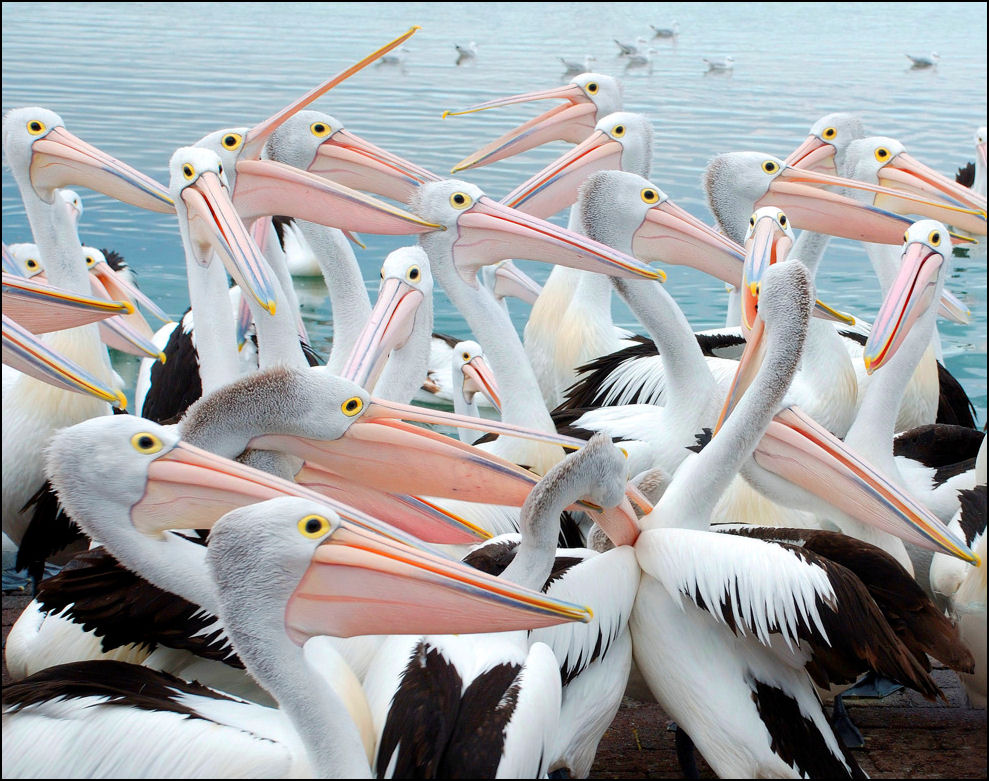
[778,213,787,227]
[822,126,837,140]
[217,164,223,175]
[298,514,331,539]
[310,122,332,138]
[341,396,364,417]
[762,160,779,174]
[462,351,471,361]
[182,164,196,180]
[85,255,96,267]
[874,147,890,162]
[406,265,421,282]
[611,124,626,139]
[450,191,472,209]
[640,188,659,204]
[131,432,163,454]
[585,82,599,94]
[928,230,941,246]
[749,216,756,227]
[904,230,909,243]
[27,120,46,136]
[221,133,242,150]
[25,258,39,270]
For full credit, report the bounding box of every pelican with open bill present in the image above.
[2,272,133,334]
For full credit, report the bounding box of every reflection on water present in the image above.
[2,2,986,420]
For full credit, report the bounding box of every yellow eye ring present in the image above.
[27,120,46,136]
[182,164,196,180]
[611,124,626,139]
[928,230,941,246]
[874,147,890,162]
[341,396,364,417]
[462,351,471,361]
[221,133,243,150]
[762,160,779,174]
[585,82,599,94]
[749,215,756,227]
[778,213,787,227]
[85,255,96,267]
[450,192,472,209]
[25,258,39,270]
[310,122,332,138]
[406,265,421,282]
[131,432,163,454]
[822,126,837,140]
[298,514,331,539]
[904,231,909,243]
[640,188,659,204]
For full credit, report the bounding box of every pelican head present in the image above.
[739,207,797,332]
[785,112,865,174]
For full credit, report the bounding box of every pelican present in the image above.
[629,259,973,778]
[2,106,172,555]
[955,125,987,197]
[450,340,501,442]
[5,463,590,781]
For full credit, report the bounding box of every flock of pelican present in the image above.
[2,26,987,780]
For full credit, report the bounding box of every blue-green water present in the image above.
[3,2,986,421]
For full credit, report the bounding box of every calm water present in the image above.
[3,2,986,421]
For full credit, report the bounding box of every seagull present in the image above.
[614,36,648,56]
[455,41,477,64]
[559,55,596,74]
[906,51,940,68]
[650,21,679,39]
[704,55,735,72]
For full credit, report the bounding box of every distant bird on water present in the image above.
[906,51,940,68]
[650,21,679,39]
[704,55,735,72]
[455,41,477,64]
[560,55,597,74]
[614,36,648,57]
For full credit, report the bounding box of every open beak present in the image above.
[287,513,592,642]
[784,135,838,174]
[451,195,662,285]
[492,259,542,304]
[3,272,132,333]
[461,353,502,411]
[756,407,978,563]
[446,83,600,173]
[863,240,945,374]
[88,260,171,324]
[340,276,425,390]
[500,129,623,218]
[238,26,421,160]
[2,313,127,408]
[739,215,794,332]
[306,128,442,204]
[181,170,279,315]
[232,158,441,236]
[872,152,987,236]
[132,437,487,544]
[758,165,981,244]
[937,288,970,325]
[29,127,173,213]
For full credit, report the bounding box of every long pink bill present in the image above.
[761,165,981,244]
[88,258,171,324]
[340,276,425,390]
[231,158,441,236]
[460,353,502,412]
[29,127,173,213]
[181,171,280,315]
[305,127,442,204]
[452,196,662,285]
[239,26,422,160]
[937,288,970,325]
[446,83,600,173]
[501,129,623,218]
[872,152,987,236]
[756,407,977,563]
[784,135,839,174]
[2,314,127,408]
[132,437,485,545]
[492,259,542,304]
[288,517,592,642]
[2,273,132,334]
[739,211,795,332]
[863,238,946,374]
